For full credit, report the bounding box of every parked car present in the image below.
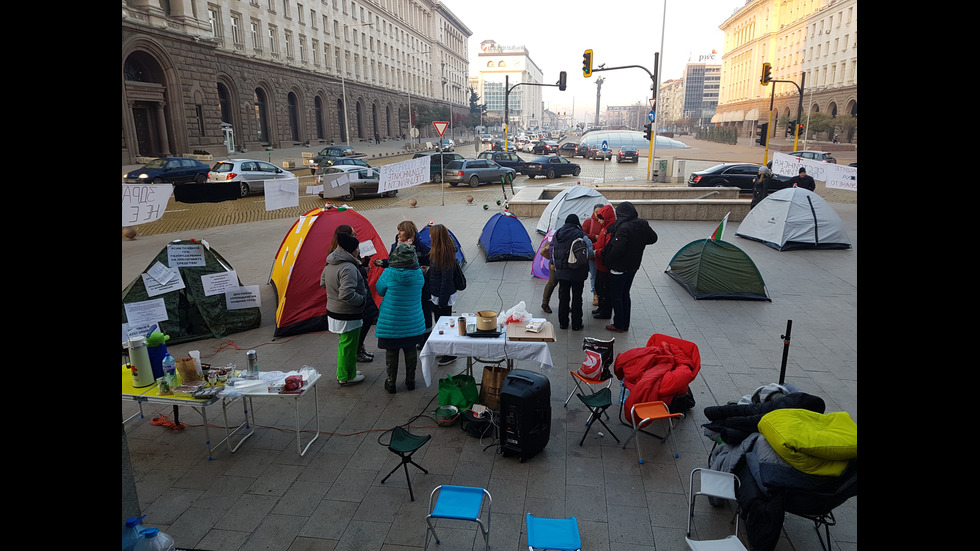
[316,165,396,201]
[443,159,516,187]
[584,144,612,160]
[616,145,639,163]
[413,151,465,182]
[786,150,837,164]
[533,140,560,155]
[207,159,296,197]
[523,155,582,179]
[477,151,527,174]
[310,145,358,174]
[687,163,790,194]
[124,157,211,185]
[438,139,454,151]
[328,157,372,170]
[558,142,580,157]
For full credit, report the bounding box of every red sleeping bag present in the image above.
[614,334,701,415]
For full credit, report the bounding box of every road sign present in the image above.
[433,121,449,137]
[410,128,419,138]
[648,110,655,122]
[601,140,608,151]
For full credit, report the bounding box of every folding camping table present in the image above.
[219,372,322,456]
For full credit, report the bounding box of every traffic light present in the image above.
[756,123,769,146]
[760,62,772,85]
[643,123,652,141]
[582,49,593,78]
[558,70,567,91]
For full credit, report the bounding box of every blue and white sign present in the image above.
[648,110,655,122]
[601,140,608,151]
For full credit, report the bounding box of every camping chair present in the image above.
[621,400,684,463]
[577,386,620,446]
[781,459,858,551]
[526,513,582,551]
[425,485,492,551]
[685,468,745,551]
[563,370,612,415]
[379,426,431,501]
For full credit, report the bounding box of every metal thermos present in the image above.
[246,350,259,379]
[128,336,155,388]
[458,316,466,336]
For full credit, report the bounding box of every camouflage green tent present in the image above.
[122,240,261,344]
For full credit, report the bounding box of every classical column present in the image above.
[155,101,172,157]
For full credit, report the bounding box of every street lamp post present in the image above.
[341,23,374,148]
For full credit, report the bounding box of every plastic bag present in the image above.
[500,301,531,325]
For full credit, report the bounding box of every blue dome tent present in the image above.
[418,224,466,266]
[478,212,535,262]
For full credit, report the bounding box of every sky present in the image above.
[442,0,745,123]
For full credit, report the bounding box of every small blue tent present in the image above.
[418,225,466,266]
[478,212,535,262]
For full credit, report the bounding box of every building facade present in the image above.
[471,40,544,134]
[712,0,857,140]
[122,0,471,164]
[681,63,720,127]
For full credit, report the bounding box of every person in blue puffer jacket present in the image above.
[375,243,426,394]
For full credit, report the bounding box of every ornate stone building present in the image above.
[712,0,857,140]
[122,0,471,164]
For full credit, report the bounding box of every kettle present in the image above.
[127,336,156,388]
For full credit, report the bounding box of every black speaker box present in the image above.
[499,369,551,462]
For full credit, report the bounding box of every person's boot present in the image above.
[384,350,399,394]
[404,349,418,391]
[357,346,374,362]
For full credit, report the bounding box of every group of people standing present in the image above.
[541,200,658,333]
[320,220,463,393]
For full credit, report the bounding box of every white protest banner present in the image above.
[122,184,173,226]
[124,298,169,326]
[167,243,207,267]
[226,285,261,310]
[265,177,299,210]
[202,269,239,296]
[379,156,429,193]
[319,172,352,199]
[771,152,856,191]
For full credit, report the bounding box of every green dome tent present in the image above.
[665,239,771,301]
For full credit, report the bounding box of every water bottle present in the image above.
[245,350,258,380]
[161,354,178,388]
[134,528,175,551]
[122,515,147,551]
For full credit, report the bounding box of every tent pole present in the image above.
[778,320,792,385]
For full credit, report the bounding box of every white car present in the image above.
[208,159,295,197]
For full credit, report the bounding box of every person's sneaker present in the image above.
[437,356,457,366]
[604,324,627,333]
[541,304,552,314]
[338,373,366,385]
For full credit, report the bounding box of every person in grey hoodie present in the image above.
[321,231,368,385]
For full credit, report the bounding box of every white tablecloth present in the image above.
[420,316,554,387]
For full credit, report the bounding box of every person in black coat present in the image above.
[601,202,657,333]
[787,166,816,191]
[549,214,593,331]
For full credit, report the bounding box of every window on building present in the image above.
[251,21,261,50]
[231,14,242,45]
[285,30,293,58]
[299,34,306,62]
[208,8,221,39]
[269,26,278,55]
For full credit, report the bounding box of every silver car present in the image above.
[207,159,295,197]
[444,159,516,188]
[316,165,397,201]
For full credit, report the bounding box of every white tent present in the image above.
[736,187,851,251]
[535,185,610,235]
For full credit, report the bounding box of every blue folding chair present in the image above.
[526,514,582,551]
[424,485,492,551]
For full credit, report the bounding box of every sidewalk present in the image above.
[122,184,858,550]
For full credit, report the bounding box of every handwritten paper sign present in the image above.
[265,177,300,210]
[379,156,429,193]
[122,184,173,226]
[771,152,857,192]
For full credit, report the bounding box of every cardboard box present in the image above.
[506,320,556,342]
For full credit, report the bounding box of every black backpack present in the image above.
[566,237,589,267]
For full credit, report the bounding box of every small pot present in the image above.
[476,311,498,332]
